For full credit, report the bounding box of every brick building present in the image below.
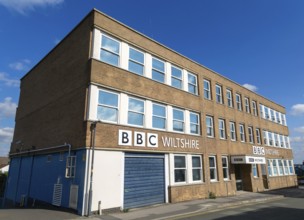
[4,9,297,215]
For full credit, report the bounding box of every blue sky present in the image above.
[0,0,303,163]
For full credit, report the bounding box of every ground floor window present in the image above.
[209,156,217,182]
[252,164,258,178]
[222,156,229,180]
[172,154,203,184]
[267,159,295,177]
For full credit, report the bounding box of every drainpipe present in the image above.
[87,121,97,216]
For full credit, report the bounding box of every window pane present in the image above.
[173,109,184,120]
[188,84,196,94]
[100,50,119,66]
[97,106,118,122]
[192,169,201,181]
[172,66,182,78]
[192,157,201,167]
[99,91,118,107]
[129,98,144,113]
[173,121,184,132]
[188,74,196,84]
[152,69,165,82]
[129,48,144,63]
[128,112,144,126]
[209,157,215,167]
[172,78,182,89]
[153,104,166,117]
[153,117,165,129]
[190,113,198,123]
[102,36,119,53]
[174,170,186,182]
[191,124,199,134]
[174,156,186,168]
[152,58,164,72]
[128,60,144,75]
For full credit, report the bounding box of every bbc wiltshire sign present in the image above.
[118,129,200,149]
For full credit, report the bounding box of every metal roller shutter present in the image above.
[124,153,165,209]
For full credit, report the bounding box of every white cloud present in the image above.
[0,72,20,87]
[290,136,304,143]
[294,126,304,134]
[0,0,64,15]
[291,104,304,116]
[9,59,31,71]
[242,83,258,92]
[0,127,14,156]
[0,97,17,119]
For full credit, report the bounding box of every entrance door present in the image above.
[124,153,165,209]
[261,164,269,190]
[235,164,243,191]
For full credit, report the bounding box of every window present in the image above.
[192,156,202,181]
[267,160,272,176]
[276,112,281,124]
[152,103,166,129]
[204,79,211,100]
[256,128,261,145]
[239,124,246,142]
[171,66,183,89]
[264,107,270,119]
[283,160,289,175]
[222,156,229,180]
[280,135,285,148]
[288,160,294,174]
[206,116,214,137]
[263,130,268,145]
[152,57,165,83]
[252,101,258,116]
[285,136,290,148]
[248,126,254,143]
[209,156,217,181]
[188,73,197,95]
[65,156,76,178]
[173,108,184,132]
[98,90,119,123]
[236,94,242,111]
[128,97,145,126]
[218,119,226,139]
[278,160,284,175]
[270,109,275,121]
[226,89,233,107]
[190,112,200,134]
[216,84,223,104]
[282,114,286,126]
[101,35,120,66]
[230,122,236,141]
[245,98,250,113]
[272,159,278,176]
[274,133,279,147]
[174,155,186,183]
[268,132,273,146]
[128,47,144,75]
[252,164,258,178]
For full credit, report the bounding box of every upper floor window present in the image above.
[216,84,223,104]
[245,98,250,113]
[239,124,246,142]
[188,73,197,95]
[236,94,242,111]
[152,57,165,83]
[282,114,286,126]
[218,119,226,139]
[229,122,236,141]
[204,79,211,100]
[101,35,120,66]
[270,109,275,121]
[226,89,233,108]
[171,66,183,89]
[276,112,281,124]
[173,108,184,132]
[256,128,261,145]
[264,106,270,119]
[98,90,119,123]
[152,103,166,129]
[260,104,265,118]
[128,47,144,75]
[206,116,214,137]
[190,112,200,135]
[252,101,258,116]
[128,97,145,126]
[248,126,254,143]
[268,132,274,146]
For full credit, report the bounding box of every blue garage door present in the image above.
[124,153,165,209]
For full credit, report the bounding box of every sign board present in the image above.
[231,155,266,164]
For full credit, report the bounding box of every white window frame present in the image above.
[236,94,242,111]
[206,116,214,138]
[173,155,187,183]
[188,72,198,95]
[152,103,167,130]
[97,89,119,123]
[171,65,183,89]
[209,156,218,182]
[128,97,145,127]
[65,156,76,178]
[252,164,258,178]
[255,128,261,145]
[190,112,200,135]
[100,34,121,67]
[204,79,211,100]
[230,122,236,141]
[245,98,250,113]
[152,57,166,83]
[226,89,233,108]
[218,119,226,139]
[239,124,246,142]
[128,46,145,75]
[222,156,229,181]
[215,84,223,104]
[192,155,203,182]
[172,108,185,132]
[248,126,254,143]
[252,101,258,116]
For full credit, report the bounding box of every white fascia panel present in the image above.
[182,69,188,92]
[92,29,101,60]
[164,154,169,203]
[185,110,190,134]
[121,42,129,70]
[145,100,153,129]
[145,53,152,78]
[119,93,128,125]
[165,62,171,86]
[167,106,173,132]
[87,85,98,121]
